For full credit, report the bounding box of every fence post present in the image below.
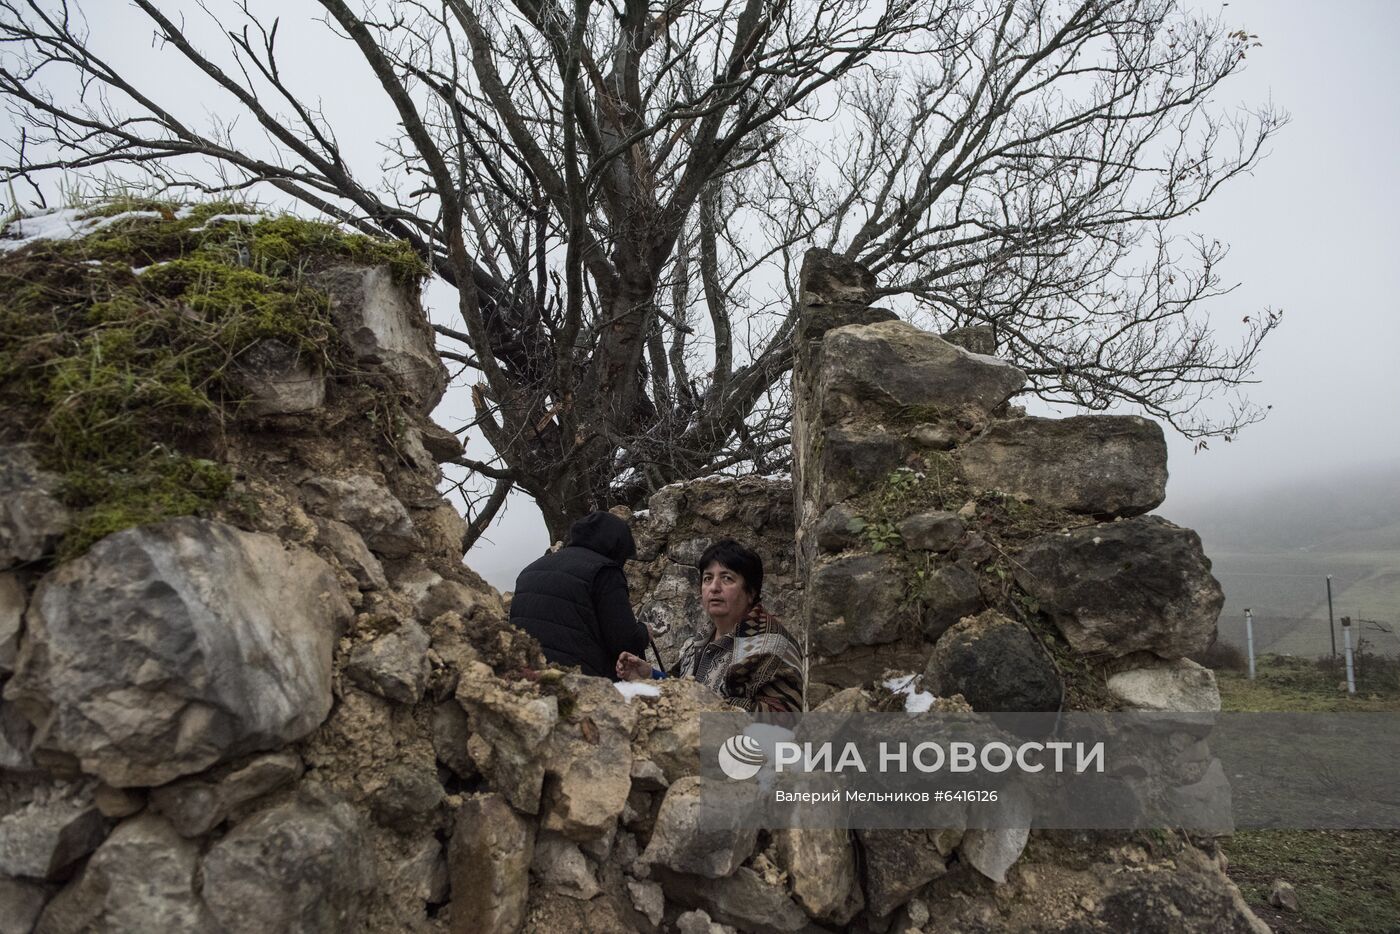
[1326,575,1337,662]
[1342,616,1356,696]
[1245,608,1256,680]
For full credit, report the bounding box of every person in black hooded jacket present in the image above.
[509,511,649,680]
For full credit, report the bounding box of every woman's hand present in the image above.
[615,651,651,682]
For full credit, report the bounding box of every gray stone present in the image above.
[675,909,734,934]
[811,424,907,510]
[448,793,534,934]
[799,249,877,308]
[311,264,447,411]
[455,661,558,814]
[812,504,864,554]
[909,423,957,450]
[34,814,209,934]
[0,446,69,571]
[857,828,950,917]
[386,836,449,907]
[393,563,497,623]
[91,786,143,820]
[148,751,303,837]
[368,761,445,827]
[432,700,477,780]
[817,321,1026,424]
[1014,517,1224,659]
[0,572,23,675]
[0,877,48,934]
[925,611,1062,713]
[641,776,758,879]
[918,563,984,641]
[201,792,375,934]
[635,562,701,657]
[633,681,730,785]
[418,421,465,462]
[413,501,468,558]
[774,828,863,924]
[628,879,665,926]
[808,553,918,656]
[347,620,431,704]
[313,517,387,590]
[940,325,996,355]
[957,415,1167,518]
[229,339,325,415]
[301,473,420,557]
[0,783,106,881]
[1108,659,1221,713]
[898,511,964,552]
[541,675,638,841]
[4,518,349,786]
[531,832,600,900]
[0,703,36,773]
[667,537,713,567]
[1269,880,1299,912]
[959,787,1031,884]
[660,867,809,934]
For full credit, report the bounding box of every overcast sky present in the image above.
[7,0,1397,590]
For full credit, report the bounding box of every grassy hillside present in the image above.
[1165,462,1400,658]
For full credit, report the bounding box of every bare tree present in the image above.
[0,0,1284,540]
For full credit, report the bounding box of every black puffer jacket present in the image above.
[510,512,648,679]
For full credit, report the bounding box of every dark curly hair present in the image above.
[697,538,764,603]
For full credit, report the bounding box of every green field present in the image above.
[1217,656,1400,933]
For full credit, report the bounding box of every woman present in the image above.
[616,539,804,713]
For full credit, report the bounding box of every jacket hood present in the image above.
[565,511,637,563]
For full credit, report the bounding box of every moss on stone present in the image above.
[0,200,427,559]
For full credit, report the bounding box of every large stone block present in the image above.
[641,776,757,879]
[1014,517,1224,658]
[4,518,350,786]
[1107,658,1221,713]
[0,782,106,881]
[924,611,1062,713]
[917,563,983,642]
[0,571,24,675]
[301,473,420,558]
[454,661,558,814]
[773,828,863,925]
[448,793,534,934]
[148,751,303,838]
[201,793,375,934]
[541,675,638,841]
[228,339,325,416]
[957,415,1167,518]
[311,264,447,411]
[798,248,876,308]
[816,321,1026,424]
[857,828,951,918]
[806,553,918,657]
[35,814,210,933]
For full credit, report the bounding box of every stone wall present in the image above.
[789,249,1224,711]
[0,211,1259,934]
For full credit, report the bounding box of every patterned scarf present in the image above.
[674,604,805,713]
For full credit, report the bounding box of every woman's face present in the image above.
[701,560,753,622]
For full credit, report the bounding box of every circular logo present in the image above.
[717,733,766,781]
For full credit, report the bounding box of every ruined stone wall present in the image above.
[791,249,1226,713]
[0,209,1261,934]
